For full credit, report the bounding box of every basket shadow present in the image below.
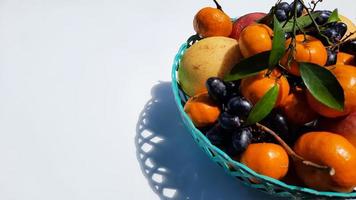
[135,81,281,200]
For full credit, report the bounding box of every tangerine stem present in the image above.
[213,0,222,11]
[255,123,332,171]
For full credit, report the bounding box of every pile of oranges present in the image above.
[180,0,356,193]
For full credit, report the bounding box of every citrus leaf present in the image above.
[283,12,320,32]
[327,9,341,24]
[246,84,279,125]
[224,51,270,81]
[269,15,286,69]
[299,63,344,111]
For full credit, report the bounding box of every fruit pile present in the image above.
[178,0,356,193]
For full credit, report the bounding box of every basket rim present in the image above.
[171,41,356,198]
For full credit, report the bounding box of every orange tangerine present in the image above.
[294,131,356,192]
[240,70,290,107]
[184,92,220,127]
[281,35,327,76]
[238,24,273,58]
[241,143,289,180]
[193,7,232,38]
[307,65,356,118]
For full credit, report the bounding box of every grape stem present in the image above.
[256,123,334,172]
[342,31,356,42]
[310,0,323,12]
[331,31,356,51]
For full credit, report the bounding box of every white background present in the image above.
[0,0,355,199]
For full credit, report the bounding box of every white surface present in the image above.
[0,0,355,200]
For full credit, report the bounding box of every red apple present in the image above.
[230,12,267,40]
[318,112,356,147]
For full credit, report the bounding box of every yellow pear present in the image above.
[340,15,356,40]
[178,37,241,97]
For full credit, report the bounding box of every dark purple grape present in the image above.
[291,120,318,144]
[323,28,338,40]
[326,48,337,66]
[226,96,252,119]
[251,129,275,143]
[206,77,228,104]
[225,80,241,97]
[223,141,239,157]
[322,22,348,43]
[335,22,347,39]
[225,81,236,92]
[275,9,288,21]
[218,112,241,130]
[315,10,332,25]
[261,111,290,143]
[290,1,303,17]
[321,27,340,44]
[276,2,291,15]
[206,125,226,147]
[232,128,253,154]
[340,40,356,55]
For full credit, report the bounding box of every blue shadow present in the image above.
[135,81,281,200]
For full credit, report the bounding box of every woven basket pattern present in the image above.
[171,42,356,200]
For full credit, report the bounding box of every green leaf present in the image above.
[284,12,320,32]
[246,84,279,125]
[327,9,341,23]
[269,15,286,69]
[299,63,344,111]
[224,51,270,81]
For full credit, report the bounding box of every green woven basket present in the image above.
[171,41,356,200]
